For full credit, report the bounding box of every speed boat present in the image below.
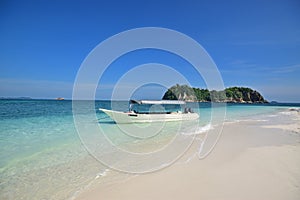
[99,100,199,123]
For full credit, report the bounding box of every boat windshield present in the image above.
[129,100,185,114]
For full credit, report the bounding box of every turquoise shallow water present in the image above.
[0,100,299,199]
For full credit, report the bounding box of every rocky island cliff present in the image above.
[162,84,268,103]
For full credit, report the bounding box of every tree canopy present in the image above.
[162,84,268,103]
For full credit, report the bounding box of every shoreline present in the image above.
[75,109,300,200]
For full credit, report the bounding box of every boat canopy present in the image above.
[129,100,186,105]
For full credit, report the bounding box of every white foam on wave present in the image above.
[181,123,213,136]
[225,119,269,125]
[174,152,198,165]
[279,107,300,116]
[224,119,241,124]
[280,111,294,115]
[71,168,111,200]
[289,107,300,111]
[266,114,278,118]
[95,168,110,179]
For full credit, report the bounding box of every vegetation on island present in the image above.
[162,84,268,103]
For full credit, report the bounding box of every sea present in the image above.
[0,99,299,200]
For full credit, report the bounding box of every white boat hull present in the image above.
[99,108,199,124]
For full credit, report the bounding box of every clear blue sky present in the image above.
[0,0,299,102]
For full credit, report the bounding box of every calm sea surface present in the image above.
[0,100,299,199]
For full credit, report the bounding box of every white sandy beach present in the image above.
[75,110,300,200]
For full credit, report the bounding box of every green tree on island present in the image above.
[162,84,268,103]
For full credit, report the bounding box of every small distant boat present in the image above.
[99,100,199,123]
[56,97,65,100]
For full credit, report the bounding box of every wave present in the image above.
[95,168,110,179]
[181,123,213,136]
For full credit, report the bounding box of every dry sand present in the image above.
[75,111,300,200]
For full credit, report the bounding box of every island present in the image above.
[162,84,268,103]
